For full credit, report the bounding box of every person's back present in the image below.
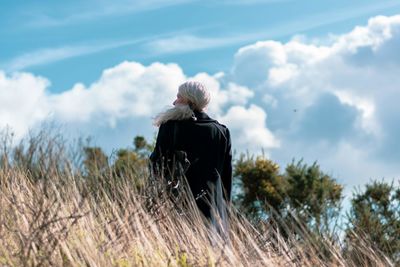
[150,81,232,218]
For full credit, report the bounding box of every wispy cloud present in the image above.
[25,0,289,28]
[3,25,207,71]
[28,0,196,28]
[145,35,246,55]
[3,39,144,71]
[7,1,400,69]
[144,1,400,55]
[215,0,292,6]
[286,0,400,34]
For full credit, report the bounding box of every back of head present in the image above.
[153,81,211,127]
[178,81,210,111]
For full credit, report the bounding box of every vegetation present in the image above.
[345,181,400,264]
[0,128,398,266]
[235,156,343,233]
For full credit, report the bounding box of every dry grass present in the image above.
[0,129,394,266]
[0,169,393,267]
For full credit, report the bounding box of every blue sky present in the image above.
[1,0,400,196]
[2,0,400,90]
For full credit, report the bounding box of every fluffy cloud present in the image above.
[0,61,260,147]
[0,62,188,141]
[48,61,256,129]
[233,15,400,137]
[218,104,279,153]
[191,72,255,115]
[230,14,400,183]
[49,61,186,125]
[0,71,50,140]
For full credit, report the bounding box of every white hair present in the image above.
[178,81,210,111]
[153,81,211,127]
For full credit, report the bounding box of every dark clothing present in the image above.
[150,110,232,216]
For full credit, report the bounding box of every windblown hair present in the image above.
[153,104,195,127]
[153,81,210,127]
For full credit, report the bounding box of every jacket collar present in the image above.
[193,110,217,123]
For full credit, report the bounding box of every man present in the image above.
[150,81,232,218]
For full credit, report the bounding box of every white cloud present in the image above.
[0,71,50,140]
[229,14,400,187]
[232,15,400,137]
[189,72,254,115]
[0,61,256,144]
[0,62,187,140]
[49,61,186,125]
[333,90,380,137]
[225,83,255,105]
[218,104,280,153]
[189,72,229,115]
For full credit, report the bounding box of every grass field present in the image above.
[0,130,394,266]
[0,170,393,266]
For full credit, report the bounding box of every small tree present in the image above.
[111,136,153,191]
[345,180,400,265]
[113,148,146,178]
[235,156,343,236]
[133,136,153,157]
[234,154,287,219]
[285,160,343,234]
[83,147,109,176]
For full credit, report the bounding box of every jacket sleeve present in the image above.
[222,128,233,202]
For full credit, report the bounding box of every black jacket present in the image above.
[150,111,232,203]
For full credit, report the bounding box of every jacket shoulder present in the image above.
[213,120,229,131]
[217,122,228,129]
[212,121,231,139]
